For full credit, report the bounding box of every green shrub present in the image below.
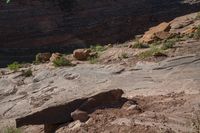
[88,56,98,64]
[90,45,106,52]
[132,41,149,48]
[53,57,72,67]
[4,127,21,133]
[8,62,22,71]
[138,46,164,59]
[194,25,200,39]
[22,69,32,77]
[161,40,175,50]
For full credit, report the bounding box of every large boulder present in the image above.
[139,22,171,43]
[73,49,91,61]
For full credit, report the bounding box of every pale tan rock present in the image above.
[50,53,62,62]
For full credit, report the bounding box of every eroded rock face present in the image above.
[0,0,200,66]
[139,22,171,43]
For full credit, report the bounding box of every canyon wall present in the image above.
[0,0,200,65]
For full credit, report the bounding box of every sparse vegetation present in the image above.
[53,57,72,67]
[3,127,22,133]
[8,62,22,71]
[194,25,200,39]
[22,69,32,77]
[118,52,129,59]
[132,41,149,49]
[151,41,162,46]
[161,39,175,50]
[87,45,106,64]
[88,56,98,64]
[90,45,106,53]
[138,46,165,59]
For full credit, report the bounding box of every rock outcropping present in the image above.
[0,0,200,66]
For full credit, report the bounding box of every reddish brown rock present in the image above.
[73,49,91,60]
[139,22,171,43]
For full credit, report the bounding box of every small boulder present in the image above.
[73,49,91,60]
[35,53,51,63]
[50,53,62,62]
[139,22,171,43]
[71,109,89,122]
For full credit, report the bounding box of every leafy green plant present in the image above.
[8,62,22,71]
[4,127,21,133]
[53,57,72,67]
[22,69,32,77]
[132,41,149,49]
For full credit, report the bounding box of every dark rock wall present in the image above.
[0,0,200,66]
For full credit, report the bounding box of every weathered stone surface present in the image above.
[0,53,200,132]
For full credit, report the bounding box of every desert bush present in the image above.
[132,41,149,48]
[118,53,129,59]
[8,62,22,71]
[161,39,175,50]
[22,69,32,77]
[88,56,98,64]
[53,57,72,67]
[138,46,164,59]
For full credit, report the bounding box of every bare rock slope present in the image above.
[0,53,200,132]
